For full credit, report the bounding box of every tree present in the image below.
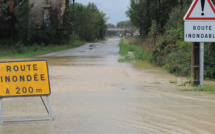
[126,0,146,36]
[14,0,31,44]
[71,2,107,41]
[126,0,182,37]
[0,0,16,43]
[116,20,132,28]
[107,23,115,28]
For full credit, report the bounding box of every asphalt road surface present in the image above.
[1,38,215,134]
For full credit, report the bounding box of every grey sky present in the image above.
[76,0,130,25]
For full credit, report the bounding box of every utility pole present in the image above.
[72,0,75,34]
[73,0,75,10]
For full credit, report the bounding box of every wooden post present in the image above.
[191,42,200,86]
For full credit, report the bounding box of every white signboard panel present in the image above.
[184,21,215,42]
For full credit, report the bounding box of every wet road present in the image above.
[1,38,215,133]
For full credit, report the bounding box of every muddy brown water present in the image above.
[0,38,215,134]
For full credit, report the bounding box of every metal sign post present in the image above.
[0,98,2,122]
[200,42,204,86]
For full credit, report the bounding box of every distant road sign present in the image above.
[0,60,51,97]
[184,0,215,21]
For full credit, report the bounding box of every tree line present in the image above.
[0,1,107,47]
[107,20,133,29]
[126,0,190,37]
[70,3,107,41]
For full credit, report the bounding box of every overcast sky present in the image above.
[76,0,130,25]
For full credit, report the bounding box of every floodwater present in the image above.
[1,38,215,134]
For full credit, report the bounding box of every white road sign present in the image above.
[184,0,215,42]
[184,21,215,42]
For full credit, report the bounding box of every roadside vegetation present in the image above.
[119,38,215,92]
[122,0,215,80]
[118,39,144,62]
[117,0,215,93]
[0,1,107,57]
[180,86,215,94]
[0,40,84,58]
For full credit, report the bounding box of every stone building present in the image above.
[29,0,66,23]
[4,0,66,23]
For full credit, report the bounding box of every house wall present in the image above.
[29,0,65,23]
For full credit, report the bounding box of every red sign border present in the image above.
[185,0,215,20]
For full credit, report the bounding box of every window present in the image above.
[43,8,50,26]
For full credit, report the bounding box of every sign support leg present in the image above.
[46,96,54,120]
[40,96,49,114]
[0,98,2,123]
[200,42,204,87]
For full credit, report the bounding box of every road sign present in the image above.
[184,21,215,42]
[184,0,215,21]
[0,60,51,97]
[184,0,215,42]
[183,0,214,87]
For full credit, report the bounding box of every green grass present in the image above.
[180,86,215,93]
[169,80,178,84]
[0,40,85,58]
[179,89,193,91]
[152,82,160,84]
[118,39,144,62]
[194,86,215,93]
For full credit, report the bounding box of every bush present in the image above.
[150,27,191,76]
[205,43,215,79]
[15,41,28,54]
[70,34,80,42]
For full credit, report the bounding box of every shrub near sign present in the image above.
[0,60,51,97]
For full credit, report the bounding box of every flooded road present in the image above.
[1,38,215,134]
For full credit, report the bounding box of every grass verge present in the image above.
[118,39,144,62]
[0,40,85,58]
[180,86,215,94]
